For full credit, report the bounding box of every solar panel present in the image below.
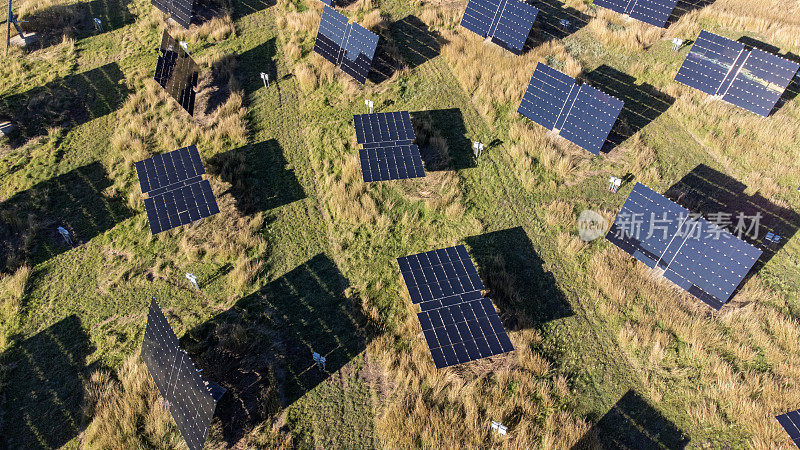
[594,0,678,28]
[518,62,623,155]
[398,245,513,368]
[152,0,194,28]
[777,410,800,447]
[606,183,762,309]
[353,111,425,182]
[675,31,799,116]
[141,299,224,450]
[313,7,379,84]
[135,145,220,234]
[154,30,198,115]
[460,0,538,54]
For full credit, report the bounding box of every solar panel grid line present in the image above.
[777,410,800,446]
[716,47,750,97]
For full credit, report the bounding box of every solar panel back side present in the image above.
[141,300,219,450]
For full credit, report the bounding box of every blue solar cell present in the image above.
[460,0,537,54]
[558,85,624,155]
[354,111,415,146]
[675,30,745,96]
[518,63,623,155]
[606,183,762,309]
[154,31,198,115]
[595,0,678,27]
[721,48,800,117]
[313,7,378,84]
[359,144,425,182]
[777,410,800,446]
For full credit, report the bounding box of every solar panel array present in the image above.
[398,245,514,368]
[518,62,624,155]
[461,0,539,54]
[675,30,800,117]
[606,183,762,310]
[313,6,379,84]
[152,0,194,28]
[593,0,679,28]
[154,31,199,115]
[777,410,800,447]
[135,145,220,234]
[353,111,425,182]
[141,299,223,450]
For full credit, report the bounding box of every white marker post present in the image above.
[491,421,507,436]
[57,226,72,245]
[365,99,374,114]
[260,72,270,88]
[93,18,103,32]
[179,41,189,52]
[671,38,684,52]
[185,273,199,290]
[472,141,484,159]
[313,352,326,370]
[608,176,622,193]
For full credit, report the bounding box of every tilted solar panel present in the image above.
[417,297,514,368]
[518,62,623,155]
[313,7,378,84]
[339,23,380,84]
[135,145,220,234]
[398,245,513,368]
[152,0,194,28]
[353,111,415,147]
[558,85,624,155]
[460,0,537,54]
[675,30,798,116]
[141,299,223,450]
[154,31,198,115]
[777,410,800,447]
[606,183,762,309]
[594,0,678,27]
[359,144,425,182]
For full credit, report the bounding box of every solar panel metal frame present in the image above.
[152,0,194,28]
[606,182,762,309]
[154,31,199,115]
[313,6,378,84]
[141,299,223,450]
[777,410,800,447]
[135,145,220,234]
[518,62,623,155]
[460,0,538,54]
[593,0,678,28]
[675,30,799,116]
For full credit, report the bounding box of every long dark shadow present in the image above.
[183,254,373,445]
[0,315,101,448]
[0,161,135,274]
[207,139,305,214]
[527,0,589,49]
[665,0,716,27]
[573,390,690,449]
[0,62,128,145]
[580,65,675,153]
[19,0,134,48]
[411,108,475,171]
[369,15,445,84]
[465,227,573,330]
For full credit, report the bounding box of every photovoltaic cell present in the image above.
[313,7,379,84]
[594,0,679,28]
[398,245,513,368]
[152,0,194,28]
[776,410,800,447]
[135,145,220,234]
[353,111,415,147]
[606,183,762,309]
[154,31,198,115]
[359,145,425,182]
[675,31,799,116]
[460,0,538,54]
[141,299,224,450]
[518,62,623,155]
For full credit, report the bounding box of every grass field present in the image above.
[2,0,800,447]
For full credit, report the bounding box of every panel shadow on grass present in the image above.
[21,0,134,48]
[183,254,372,445]
[229,0,275,20]
[207,139,305,215]
[465,227,573,331]
[369,15,444,84]
[0,161,135,274]
[664,164,800,291]
[573,390,690,449]
[0,62,128,145]
[580,65,675,153]
[665,0,716,27]
[411,108,475,171]
[527,0,589,48]
[0,315,101,448]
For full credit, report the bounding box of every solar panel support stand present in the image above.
[671,38,684,52]
[472,141,484,159]
[185,273,199,290]
[364,99,373,114]
[260,72,270,88]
